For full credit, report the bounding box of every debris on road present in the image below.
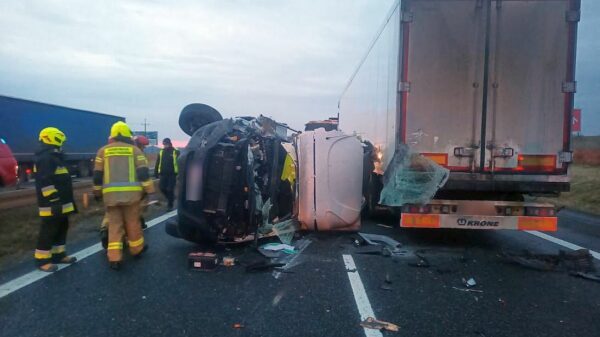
[380,284,393,291]
[452,287,483,293]
[222,256,236,267]
[385,272,392,284]
[354,245,384,255]
[260,243,296,254]
[360,317,400,332]
[245,261,286,273]
[464,277,477,288]
[376,223,393,229]
[188,252,219,272]
[502,249,596,273]
[358,233,402,249]
[570,271,600,283]
[232,323,245,329]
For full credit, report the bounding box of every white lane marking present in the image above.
[526,230,600,260]
[342,254,383,337]
[0,210,177,299]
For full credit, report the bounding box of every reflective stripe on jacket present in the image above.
[156,148,179,175]
[93,141,154,206]
[34,145,76,217]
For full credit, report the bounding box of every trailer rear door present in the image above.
[485,0,574,174]
[401,0,577,174]
[402,0,486,172]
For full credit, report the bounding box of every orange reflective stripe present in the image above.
[517,217,557,231]
[401,214,440,228]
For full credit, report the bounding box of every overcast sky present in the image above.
[0,0,598,145]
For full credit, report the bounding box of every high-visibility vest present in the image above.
[93,142,154,206]
[158,149,179,174]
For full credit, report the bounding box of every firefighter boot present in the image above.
[38,263,58,273]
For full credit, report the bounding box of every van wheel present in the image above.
[179,103,223,136]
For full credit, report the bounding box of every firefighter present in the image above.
[34,127,77,272]
[154,137,179,210]
[99,135,152,249]
[93,122,154,270]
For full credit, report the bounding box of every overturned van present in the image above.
[165,104,295,244]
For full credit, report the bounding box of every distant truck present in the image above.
[0,95,125,181]
[339,0,580,231]
[0,137,18,187]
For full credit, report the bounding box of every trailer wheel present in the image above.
[18,165,29,183]
[78,160,91,177]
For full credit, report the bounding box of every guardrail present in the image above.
[0,179,160,211]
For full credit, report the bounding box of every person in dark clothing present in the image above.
[34,127,77,272]
[154,138,179,210]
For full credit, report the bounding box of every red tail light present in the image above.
[517,155,556,172]
[525,207,556,217]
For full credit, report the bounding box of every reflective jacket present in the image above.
[155,147,179,176]
[93,140,154,206]
[34,145,76,217]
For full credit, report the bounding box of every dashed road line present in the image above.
[342,254,383,337]
[0,210,177,299]
[526,230,600,260]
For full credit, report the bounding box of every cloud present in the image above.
[1,0,598,142]
[0,0,396,142]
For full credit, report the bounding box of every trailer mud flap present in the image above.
[401,214,557,231]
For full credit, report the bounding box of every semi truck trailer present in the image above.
[0,95,125,181]
[339,0,580,231]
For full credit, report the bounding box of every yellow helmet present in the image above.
[110,121,133,139]
[39,127,67,146]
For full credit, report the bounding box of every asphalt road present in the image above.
[1,210,599,337]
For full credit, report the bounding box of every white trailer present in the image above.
[339,0,580,231]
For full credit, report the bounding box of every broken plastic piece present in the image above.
[358,233,401,249]
[465,278,477,288]
[273,219,298,245]
[261,243,296,254]
[452,287,483,293]
[360,317,400,332]
[379,144,449,206]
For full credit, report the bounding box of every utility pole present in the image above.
[141,119,151,136]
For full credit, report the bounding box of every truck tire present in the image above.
[365,173,384,218]
[179,103,223,136]
[18,165,29,183]
[78,160,91,177]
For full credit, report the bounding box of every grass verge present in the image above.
[0,194,168,270]
[540,165,600,215]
